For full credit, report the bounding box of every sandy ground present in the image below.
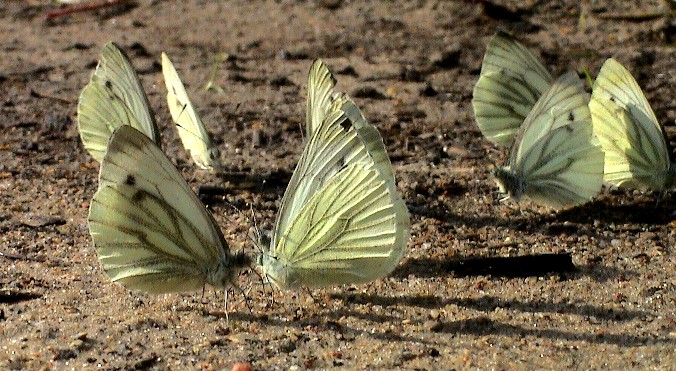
[1,0,676,369]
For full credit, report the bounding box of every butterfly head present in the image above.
[205,252,252,289]
[491,166,524,202]
[192,146,222,173]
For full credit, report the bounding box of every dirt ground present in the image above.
[1,0,676,369]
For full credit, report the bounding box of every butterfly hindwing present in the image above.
[472,32,554,147]
[161,53,221,171]
[89,126,245,293]
[589,58,674,190]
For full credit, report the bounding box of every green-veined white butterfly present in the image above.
[88,125,250,293]
[77,42,161,162]
[257,59,410,289]
[493,71,604,209]
[161,53,221,172]
[589,58,675,190]
[472,31,554,147]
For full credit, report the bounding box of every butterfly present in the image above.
[88,125,250,293]
[492,71,604,209]
[257,59,410,289]
[472,31,555,147]
[77,42,161,162]
[161,53,221,172]
[589,58,676,190]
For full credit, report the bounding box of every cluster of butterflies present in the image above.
[79,32,674,301]
[79,42,410,298]
[473,32,676,210]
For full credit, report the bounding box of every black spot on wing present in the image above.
[105,80,113,90]
[131,189,146,203]
[340,118,352,132]
[609,96,616,103]
[338,156,347,171]
[125,174,136,186]
[568,112,574,121]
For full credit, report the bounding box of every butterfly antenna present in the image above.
[232,283,254,315]
[224,289,230,322]
[204,52,228,95]
[580,66,595,89]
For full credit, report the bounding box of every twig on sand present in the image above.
[44,0,133,21]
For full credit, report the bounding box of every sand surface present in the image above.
[1,0,675,369]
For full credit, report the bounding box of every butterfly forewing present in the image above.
[78,81,146,162]
[161,53,220,171]
[472,32,554,147]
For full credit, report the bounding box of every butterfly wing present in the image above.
[589,58,673,190]
[306,59,339,139]
[263,162,406,288]
[88,126,241,293]
[77,42,160,162]
[472,32,554,147]
[161,53,221,171]
[504,71,604,208]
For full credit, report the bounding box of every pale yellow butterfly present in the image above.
[77,42,161,162]
[161,53,221,172]
[472,31,554,147]
[258,59,410,289]
[589,58,675,190]
[88,125,250,293]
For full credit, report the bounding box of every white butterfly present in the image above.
[589,58,675,190]
[472,31,554,147]
[258,59,410,289]
[88,125,250,293]
[493,71,604,209]
[77,42,161,162]
[161,53,221,172]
